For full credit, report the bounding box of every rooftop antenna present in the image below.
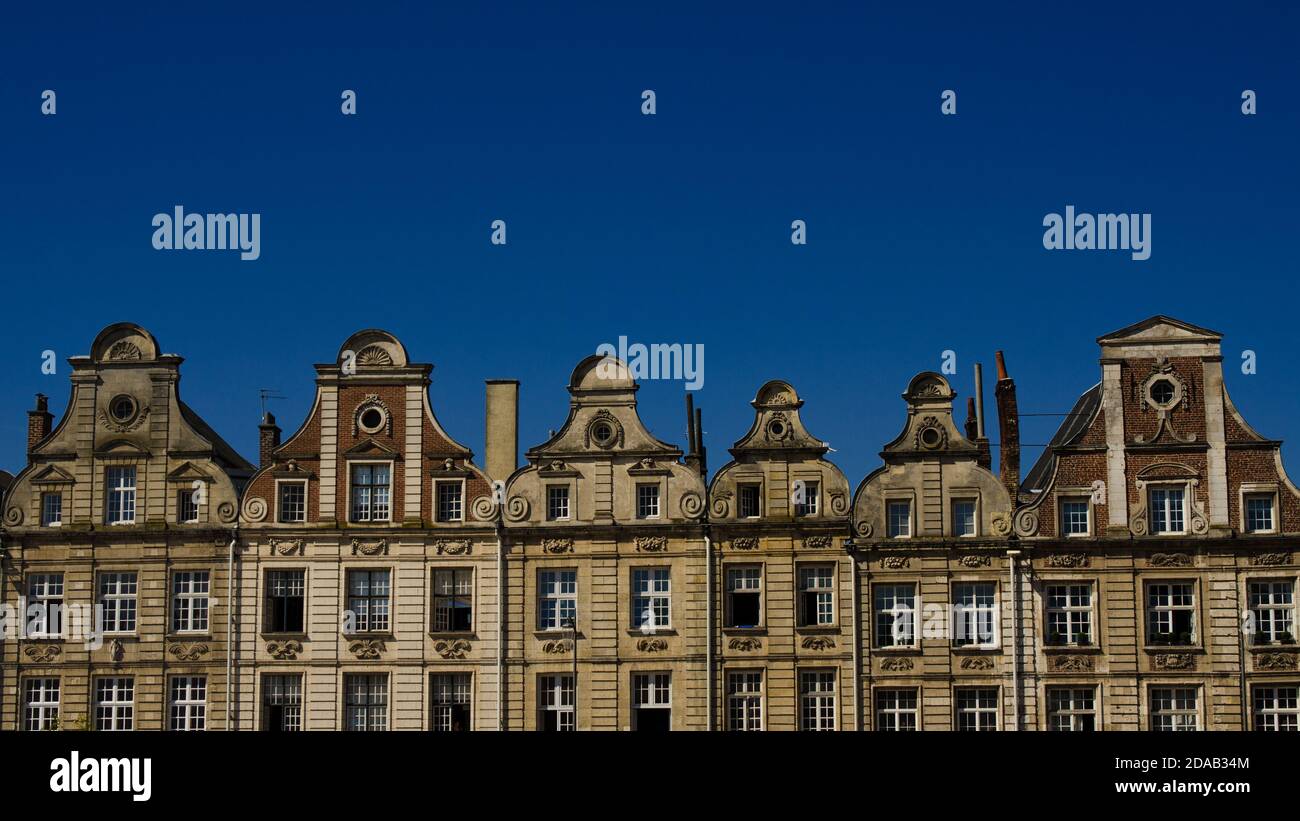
[258,388,286,419]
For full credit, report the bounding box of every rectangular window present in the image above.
[263,674,303,731]
[169,676,207,731]
[632,568,671,630]
[94,677,134,731]
[539,569,577,630]
[738,484,761,519]
[266,570,306,633]
[350,463,391,522]
[436,481,463,522]
[956,687,999,731]
[106,466,136,524]
[278,481,306,523]
[874,584,916,647]
[1245,494,1276,533]
[1147,582,1195,645]
[171,570,210,633]
[952,583,997,647]
[1046,583,1093,646]
[727,671,763,731]
[539,674,575,731]
[798,565,835,627]
[27,573,64,638]
[1253,685,1299,732]
[99,572,138,633]
[1149,486,1186,534]
[887,500,911,538]
[632,672,672,731]
[875,688,919,732]
[344,673,388,731]
[178,488,199,523]
[795,481,819,517]
[952,499,976,537]
[347,569,390,633]
[546,485,570,521]
[799,670,836,731]
[1061,498,1090,536]
[1249,581,1294,645]
[431,673,472,732]
[1150,687,1199,731]
[725,566,762,628]
[433,569,474,632]
[41,492,62,527]
[24,678,60,731]
[1048,687,1096,731]
[636,484,660,519]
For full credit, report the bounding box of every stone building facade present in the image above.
[1,316,1296,730]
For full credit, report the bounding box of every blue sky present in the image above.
[2,3,1297,484]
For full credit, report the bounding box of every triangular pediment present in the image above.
[167,461,214,483]
[344,438,400,457]
[30,464,76,485]
[1097,315,1222,345]
[95,439,151,456]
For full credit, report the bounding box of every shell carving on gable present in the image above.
[355,345,394,366]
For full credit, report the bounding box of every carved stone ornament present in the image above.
[354,345,393,366]
[728,637,762,651]
[352,394,394,436]
[1252,552,1290,566]
[1045,553,1089,568]
[242,495,269,523]
[504,494,531,522]
[434,539,472,555]
[269,538,304,556]
[730,537,759,550]
[882,555,910,569]
[24,644,62,663]
[637,638,669,653]
[109,638,125,663]
[801,636,836,650]
[542,639,572,655]
[1048,654,1094,672]
[584,409,624,450]
[1152,652,1196,670]
[960,656,995,670]
[681,491,705,519]
[958,554,992,568]
[351,538,388,556]
[542,538,574,554]
[1013,507,1040,537]
[97,404,150,433]
[914,415,948,450]
[710,489,733,518]
[266,639,303,660]
[879,656,914,671]
[990,511,1013,537]
[217,501,238,523]
[1148,552,1193,568]
[167,642,210,661]
[107,340,143,360]
[4,505,23,526]
[635,536,667,552]
[1255,652,1298,671]
[434,639,472,659]
[348,639,386,660]
[803,535,832,549]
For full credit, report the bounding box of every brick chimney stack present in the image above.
[994,351,1020,504]
[27,394,53,452]
[259,411,281,467]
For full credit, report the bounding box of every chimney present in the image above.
[972,363,991,470]
[994,351,1020,503]
[695,406,707,477]
[964,397,979,441]
[485,379,519,483]
[685,394,702,475]
[258,412,281,467]
[27,394,53,452]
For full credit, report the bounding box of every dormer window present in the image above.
[1245,494,1276,534]
[436,481,464,522]
[350,464,391,522]
[1061,498,1090,536]
[106,466,137,525]
[41,492,63,527]
[887,501,911,538]
[278,481,307,523]
[795,481,819,517]
[636,484,660,519]
[738,484,761,519]
[952,499,977,537]
[178,488,199,523]
[1148,486,1187,535]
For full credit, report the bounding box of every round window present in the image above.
[769,421,785,437]
[358,407,386,433]
[592,422,614,445]
[920,426,942,448]
[1149,379,1176,406]
[109,395,138,423]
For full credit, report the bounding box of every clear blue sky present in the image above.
[2,3,1297,485]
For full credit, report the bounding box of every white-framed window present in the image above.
[1249,580,1294,645]
[436,480,464,522]
[1146,582,1195,646]
[94,677,134,731]
[952,498,977,537]
[952,582,997,647]
[171,570,211,633]
[265,569,306,633]
[433,568,474,632]
[1148,485,1187,534]
[1245,493,1277,534]
[23,678,60,731]
[1048,687,1096,731]
[632,672,672,731]
[797,565,835,627]
[432,673,472,732]
[349,463,391,522]
[546,485,570,521]
[799,669,836,731]
[875,688,919,731]
[169,676,207,731]
[632,568,671,631]
[346,569,390,633]
[1150,686,1199,731]
[99,571,138,633]
[725,565,762,628]
[178,488,199,523]
[106,466,136,524]
[636,484,660,519]
[1061,497,1090,536]
[278,481,306,523]
[795,481,819,517]
[40,492,62,527]
[539,674,575,731]
[956,687,999,731]
[874,584,916,648]
[539,569,577,630]
[1253,685,1299,732]
[887,500,911,538]
[727,670,763,731]
[27,573,64,638]
[1046,583,1093,646]
[343,673,387,731]
[738,484,761,518]
[263,674,303,732]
